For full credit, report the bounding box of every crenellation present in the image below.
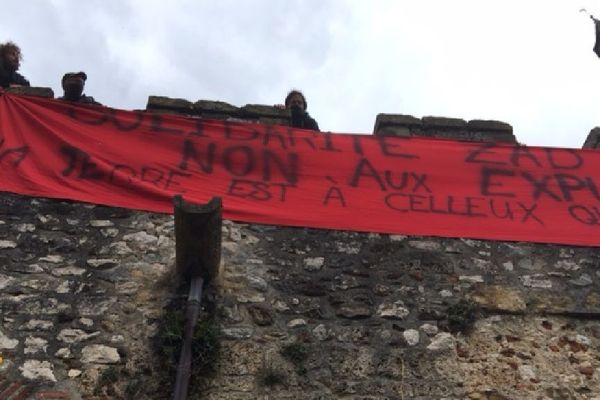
[374,112,518,144]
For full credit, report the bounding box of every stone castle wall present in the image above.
[2,191,600,400]
[1,88,600,399]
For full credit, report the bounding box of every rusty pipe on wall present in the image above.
[172,195,222,400]
[172,275,204,400]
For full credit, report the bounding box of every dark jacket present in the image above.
[0,63,30,88]
[290,109,320,131]
[58,94,102,106]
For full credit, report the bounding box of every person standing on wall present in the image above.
[276,89,320,131]
[0,41,30,89]
[58,72,102,105]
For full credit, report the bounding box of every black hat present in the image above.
[61,71,87,85]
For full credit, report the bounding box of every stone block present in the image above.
[375,113,422,127]
[421,129,470,141]
[373,113,422,136]
[527,291,576,313]
[193,100,242,120]
[420,116,497,142]
[582,127,600,149]
[422,116,467,129]
[146,95,194,113]
[467,119,512,133]
[584,291,600,309]
[194,99,239,114]
[6,86,54,98]
[257,117,289,127]
[467,120,517,143]
[462,131,516,143]
[144,108,197,117]
[239,104,289,118]
[469,285,526,313]
[375,126,411,138]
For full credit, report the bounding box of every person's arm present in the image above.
[305,114,320,132]
[10,73,30,87]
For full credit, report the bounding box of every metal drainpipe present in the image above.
[172,275,204,400]
[171,195,222,400]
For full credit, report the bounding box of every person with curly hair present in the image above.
[0,41,30,89]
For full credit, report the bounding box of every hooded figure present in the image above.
[0,41,30,88]
[59,71,101,105]
[284,90,320,131]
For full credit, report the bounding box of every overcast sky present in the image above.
[2,0,600,148]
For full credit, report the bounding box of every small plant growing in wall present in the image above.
[280,341,309,376]
[93,365,148,399]
[446,299,478,334]
[257,363,287,387]
[158,309,185,373]
[155,306,222,398]
[191,319,221,373]
[94,366,120,397]
[157,310,221,375]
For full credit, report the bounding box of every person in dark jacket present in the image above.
[58,71,102,105]
[0,41,30,89]
[284,90,320,131]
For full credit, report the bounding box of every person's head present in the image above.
[284,90,307,111]
[1,41,23,72]
[61,71,87,99]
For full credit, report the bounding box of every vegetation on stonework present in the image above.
[157,308,185,375]
[156,309,221,375]
[124,378,145,399]
[257,363,287,387]
[154,301,221,398]
[191,319,222,372]
[94,366,118,397]
[281,341,309,376]
[94,366,120,398]
[447,299,479,334]
[94,365,147,400]
[98,366,119,387]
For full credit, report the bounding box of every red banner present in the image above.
[2,93,600,246]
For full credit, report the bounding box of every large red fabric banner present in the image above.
[1,93,600,246]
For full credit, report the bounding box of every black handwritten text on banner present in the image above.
[1,93,600,246]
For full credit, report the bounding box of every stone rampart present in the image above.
[1,89,600,399]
